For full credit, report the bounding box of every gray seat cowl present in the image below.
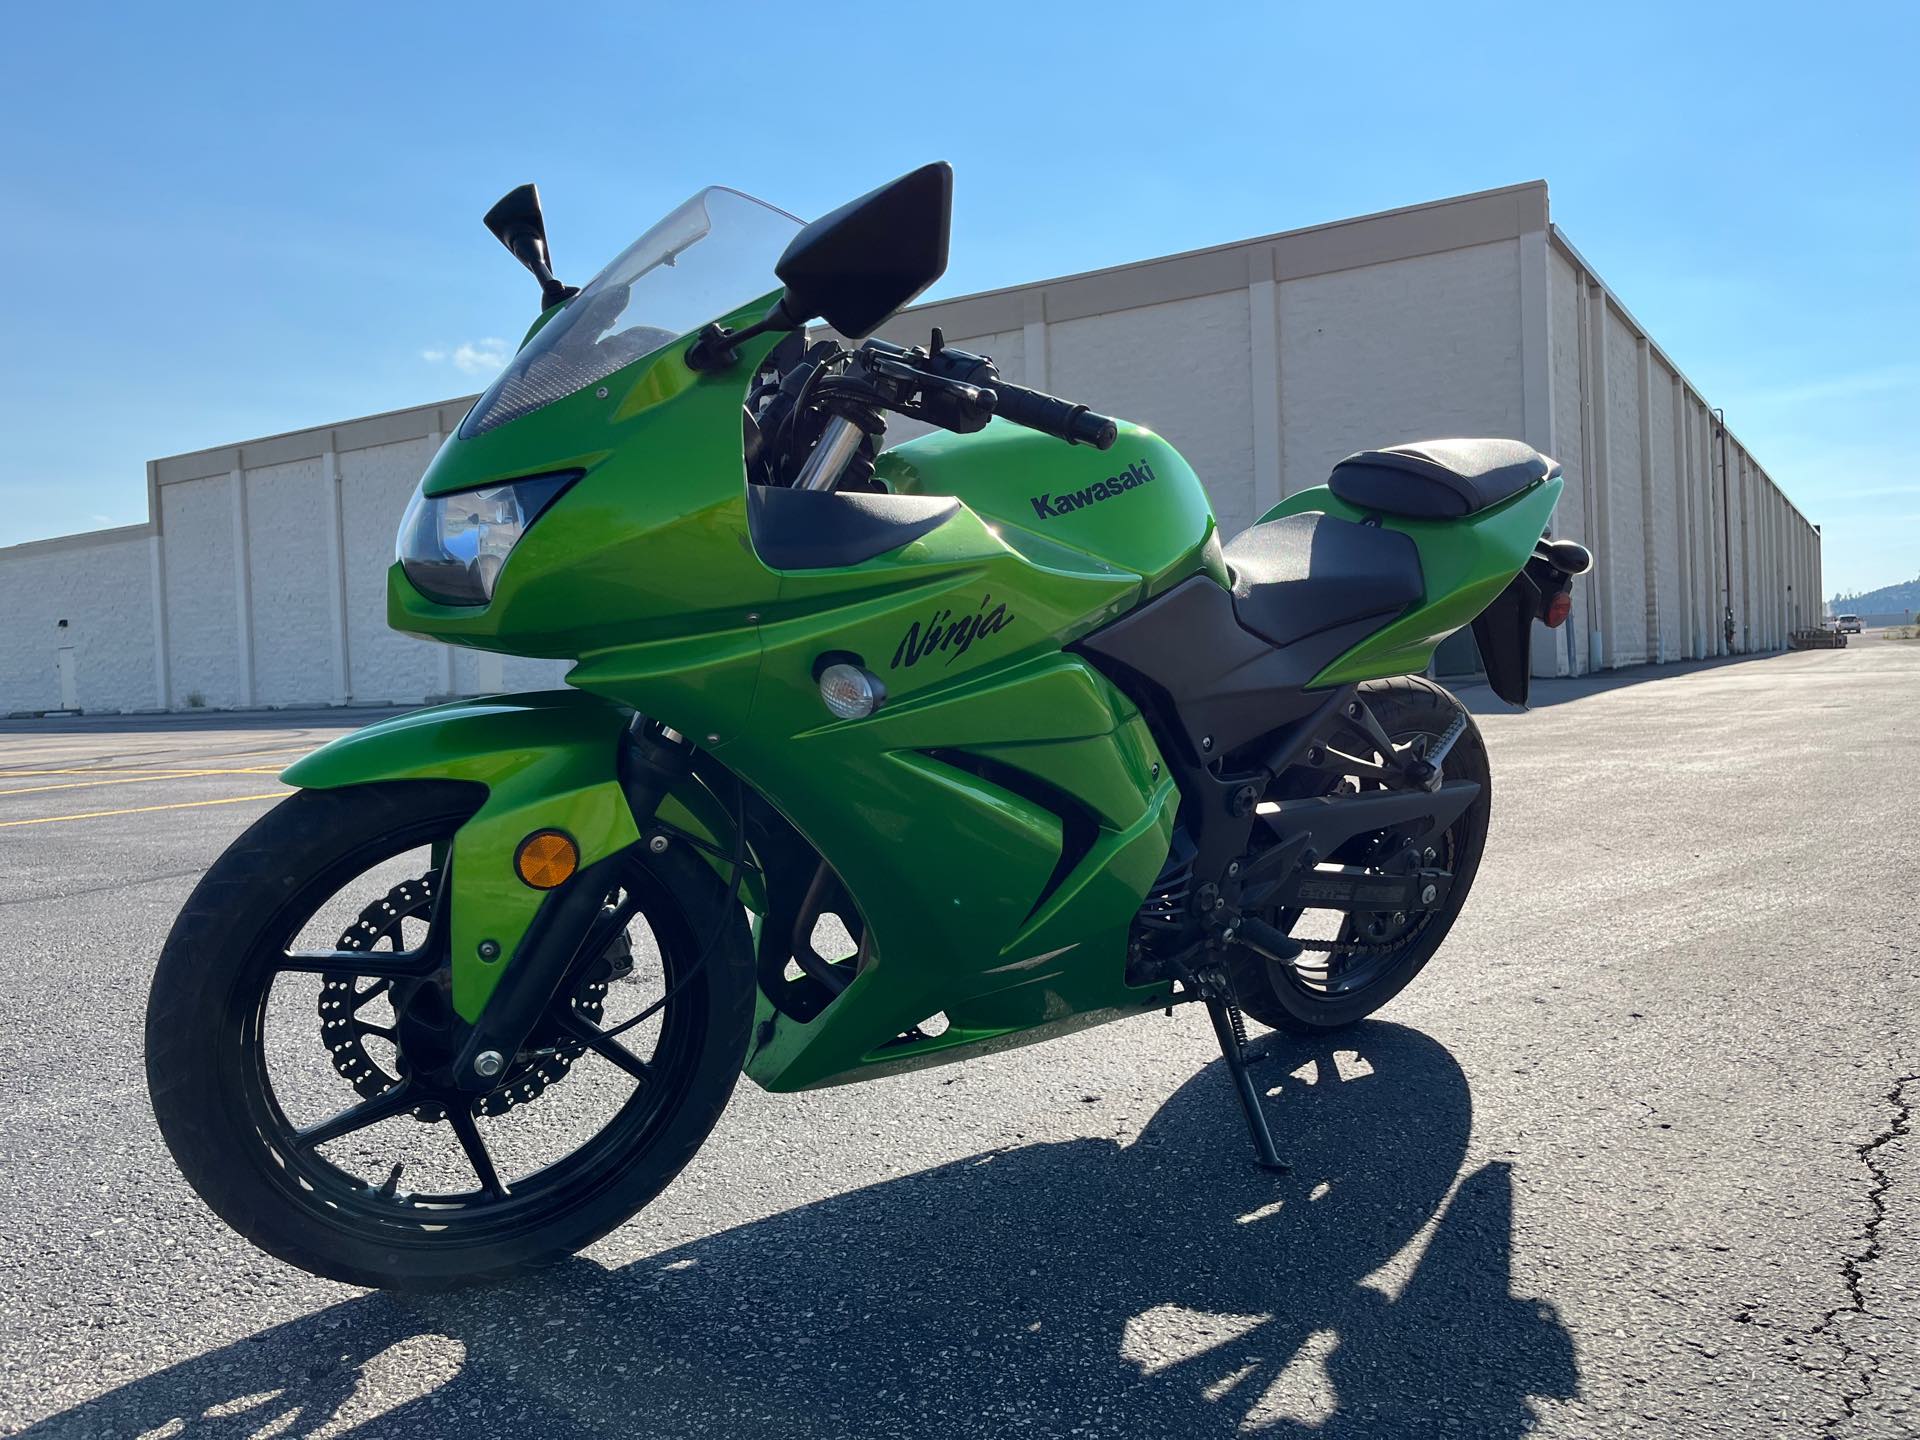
[1329,438,1558,519]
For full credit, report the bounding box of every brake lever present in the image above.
[860,350,996,433]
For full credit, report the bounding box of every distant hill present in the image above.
[1832,573,1920,617]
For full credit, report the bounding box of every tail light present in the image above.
[1525,536,1589,630]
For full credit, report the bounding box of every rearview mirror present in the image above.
[483,183,577,311]
[775,162,952,337]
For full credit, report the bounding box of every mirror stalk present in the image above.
[685,294,804,372]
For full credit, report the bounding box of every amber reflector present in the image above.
[1543,590,1573,629]
[514,830,579,889]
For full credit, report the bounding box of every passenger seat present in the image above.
[1328,439,1556,520]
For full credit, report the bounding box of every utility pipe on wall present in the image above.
[1713,407,1734,654]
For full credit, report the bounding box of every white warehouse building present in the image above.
[0,181,1821,716]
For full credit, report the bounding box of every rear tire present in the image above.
[146,781,755,1291]
[1228,675,1491,1033]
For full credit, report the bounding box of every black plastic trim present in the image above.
[922,748,1102,921]
[1470,572,1539,707]
[1073,575,1384,762]
[747,485,958,571]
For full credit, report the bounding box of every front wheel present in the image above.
[146,781,755,1291]
[1228,674,1492,1033]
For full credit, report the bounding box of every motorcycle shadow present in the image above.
[28,1021,1575,1439]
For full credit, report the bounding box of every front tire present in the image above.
[146,781,755,1291]
[1229,675,1492,1033]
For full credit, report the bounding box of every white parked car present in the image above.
[1836,614,1863,634]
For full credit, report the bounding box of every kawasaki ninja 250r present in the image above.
[147,163,1592,1289]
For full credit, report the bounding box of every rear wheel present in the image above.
[1228,675,1491,1033]
[146,781,755,1291]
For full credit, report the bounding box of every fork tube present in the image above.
[793,416,865,492]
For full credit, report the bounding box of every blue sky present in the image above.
[1,2,1913,596]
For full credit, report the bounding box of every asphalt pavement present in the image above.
[1,639,1915,1438]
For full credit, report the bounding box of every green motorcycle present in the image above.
[146,163,1591,1289]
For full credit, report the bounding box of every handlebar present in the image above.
[857,336,1120,451]
[986,381,1118,450]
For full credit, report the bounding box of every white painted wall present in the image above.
[1279,240,1526,499]
[3,415,569,716]
[1547,250,1593,673]
[340,434,445,705]
[245,456,334,707]
[160,474,246,709]
[0,530,159,713]
[1647,356,1681,662]
[1601,309,1648,667]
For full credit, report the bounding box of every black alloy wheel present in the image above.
[147,781,755,1290]
[1227,675,1492,1033]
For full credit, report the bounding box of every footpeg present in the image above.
[1201,985,1288,1173]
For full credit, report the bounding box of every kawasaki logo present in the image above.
[1029,459,1156,520]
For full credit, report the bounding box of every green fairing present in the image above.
[722,655,1178,1091]
[1254,477,1566,685]
[874,420,1227,597]
[325,301,1206,1086]
[290,212,1559,1092]
[281,689,748,1021]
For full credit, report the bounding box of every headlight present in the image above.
[395,471,579,606]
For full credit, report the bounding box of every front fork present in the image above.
[447,717,696,1094]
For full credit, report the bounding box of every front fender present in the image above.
[283,690,743,1021]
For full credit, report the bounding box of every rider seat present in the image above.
[1222,511,1423,650]
[1328,438,1555,520]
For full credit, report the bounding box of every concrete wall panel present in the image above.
[1602,310,1647,666]
[1279,240,1525,502]
[1548,251,1591,672]
[340,436,440,705]
[160,474,245,708]
[1733,449,1750,648]
[1647,361,1681,661]
[243,457,333,707]
[0,534,158,713]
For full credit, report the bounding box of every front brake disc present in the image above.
[317,873,608,1120]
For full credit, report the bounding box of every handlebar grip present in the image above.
[988,382,1119,451]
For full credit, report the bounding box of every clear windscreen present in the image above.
[461,187,803,438]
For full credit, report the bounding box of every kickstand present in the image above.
[1202,990,1289,1173]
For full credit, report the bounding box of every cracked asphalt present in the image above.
[0,637,1915,1438]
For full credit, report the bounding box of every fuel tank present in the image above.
[875,419,1222,594]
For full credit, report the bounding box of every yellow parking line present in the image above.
[0,745,319,778]
[0,768,213,778]
[0,764,283,778]
[0,791,288,829]
[0,767,283,798]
